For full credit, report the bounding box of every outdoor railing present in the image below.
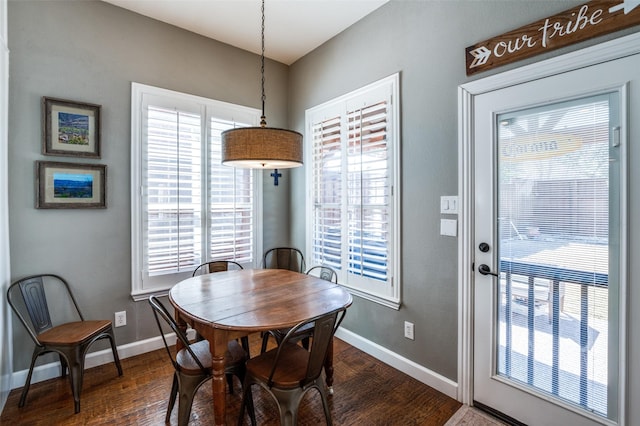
[499,259,608,409]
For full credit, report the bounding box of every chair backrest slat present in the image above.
[19,277,53,334]
[267,307,346,388]
[306,265,338,283]
[263,247,305,272]
[303,312,339,384]
[192,260,243,277]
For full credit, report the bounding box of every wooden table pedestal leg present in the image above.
[203,328,229,426]
[211,352,227,426]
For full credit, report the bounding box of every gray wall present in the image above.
[288,0,619,381]
[7,0,291,371]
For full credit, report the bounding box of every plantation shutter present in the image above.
[346,99,390,283]
[145,104,203,276]
[132,83,262,298]
[308,81,393,289]
[310,114,343,270]
[305,74,398,307]
[209,118,254,263]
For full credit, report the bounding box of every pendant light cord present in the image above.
[260,0,267,127]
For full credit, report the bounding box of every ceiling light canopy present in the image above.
[221,0,303,169]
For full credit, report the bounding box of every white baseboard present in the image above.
[11,328,459,402]
[334,327,459,400]
[9,330,194,391]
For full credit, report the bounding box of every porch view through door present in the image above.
[494,93,617,418]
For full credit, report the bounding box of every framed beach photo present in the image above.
[36,161,106,209]
[42,97,101,158]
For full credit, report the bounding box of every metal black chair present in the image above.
[149,295,255,426]
[262,247,305,273]
[238,307,347,426]
[192,260,243,276]
[305,265,338,283]
[7,274,123,413]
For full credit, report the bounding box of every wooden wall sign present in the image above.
[466,0,640,75]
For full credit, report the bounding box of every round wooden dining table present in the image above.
[169,268,353,426]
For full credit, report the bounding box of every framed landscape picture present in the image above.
[42,97,101,158]
[36,161,106,209]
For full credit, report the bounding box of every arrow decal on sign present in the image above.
[469,46,492,68]
[609,0,640,14]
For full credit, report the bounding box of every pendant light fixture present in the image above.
[221,0,303,169]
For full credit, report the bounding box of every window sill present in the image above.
[340,284,401,310]
[131,287,169,302]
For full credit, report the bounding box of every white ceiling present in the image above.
[102,0,388,65]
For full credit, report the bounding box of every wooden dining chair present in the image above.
[148,295,256,426]
[262,247,305,273]
[7,274,123,414]
[238,307,347,426]
[260,265,338,353]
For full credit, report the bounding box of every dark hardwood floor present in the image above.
[1,333,461,425]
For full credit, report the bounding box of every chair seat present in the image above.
[37,320,112,346]
[176,339,246,374]
[246,343,310,389]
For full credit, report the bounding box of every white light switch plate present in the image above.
[440,219,457,237]
[440,196,459,214]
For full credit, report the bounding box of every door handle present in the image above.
[478,264,499,277]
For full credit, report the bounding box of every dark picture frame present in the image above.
[42,97,101,158]
[36,161,106,209]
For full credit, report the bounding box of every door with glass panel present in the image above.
[473,54,638,425]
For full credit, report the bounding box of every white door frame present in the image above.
[457,31,640,413]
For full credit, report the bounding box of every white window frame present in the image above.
[131,83,263,300]
[305,73,401,309]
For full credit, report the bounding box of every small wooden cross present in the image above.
[270,169,282,186]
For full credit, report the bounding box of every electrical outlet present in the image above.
[404,321,414,340]
[115,311,127,327]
